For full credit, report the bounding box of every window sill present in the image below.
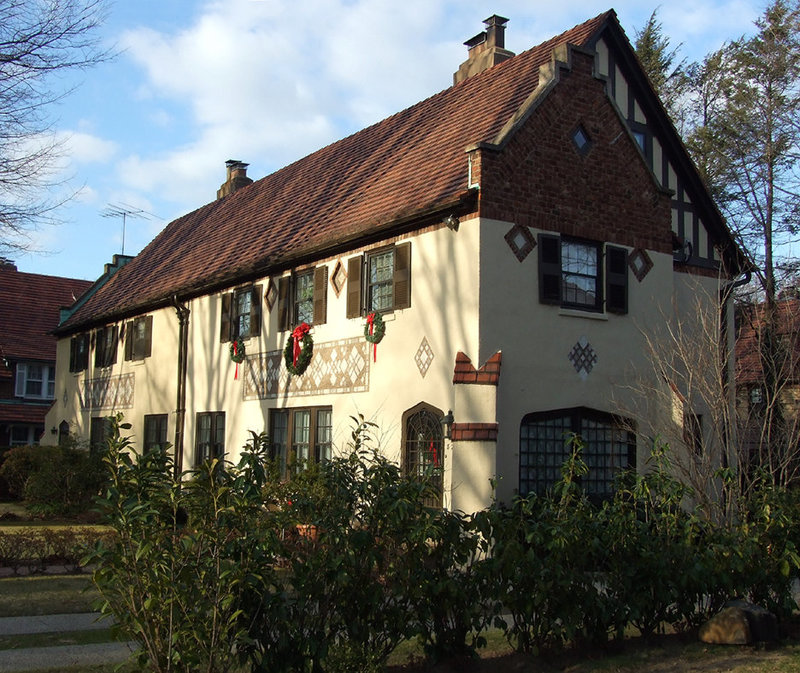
[558,308,608,321]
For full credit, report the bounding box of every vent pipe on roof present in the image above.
[217,160,253,200]
[454,15,515,85]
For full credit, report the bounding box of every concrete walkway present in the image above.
[0,613,135,673]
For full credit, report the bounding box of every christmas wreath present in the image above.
[230,338,246,363]
[284,322,314,376]
[364,312,385,362]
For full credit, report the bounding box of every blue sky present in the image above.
[11,0,766,281]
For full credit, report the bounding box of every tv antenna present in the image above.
[100,203,155,255]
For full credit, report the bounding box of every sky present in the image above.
[10,0,768,281]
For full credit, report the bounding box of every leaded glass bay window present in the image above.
[368,249,394,312]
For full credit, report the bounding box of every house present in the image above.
[0,260,92,447]
[735,298,800,483]
[44,11,746,512]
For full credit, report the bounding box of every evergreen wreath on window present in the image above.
[364,311,385,362]
[284,322,314,376]
[229,338,246,363]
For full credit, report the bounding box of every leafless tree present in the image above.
[0,0,110,255]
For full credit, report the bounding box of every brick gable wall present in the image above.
[476,47,672,254]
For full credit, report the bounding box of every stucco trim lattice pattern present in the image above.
[80,373,135,410]
[243,337,369,399]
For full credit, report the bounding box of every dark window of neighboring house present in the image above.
[402,403,444,509]
[15,363,55,399]
[683,413,703,456]
[538,234,628,314]
[277,268,327,330]
[69,334,90,372]
[10,425,35,446]
[124,316,153,361]
[144,414,169,452]
[269,407,332,476]
[346,242,411,318]
[90,416,112,454]
[220,285,262,341]
[519,408,636,500]
[94,325,118,368]
[195,412,225,465]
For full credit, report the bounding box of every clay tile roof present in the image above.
[0,264,92,361]
[61,11,612,331]
[736,299,800,385]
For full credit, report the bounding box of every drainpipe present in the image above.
[172,295,190,478]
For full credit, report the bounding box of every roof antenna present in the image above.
[101,204,156,255]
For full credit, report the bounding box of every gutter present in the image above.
[172,295,190,478]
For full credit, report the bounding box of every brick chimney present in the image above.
[453,15,514,85]
[217,160,253,199]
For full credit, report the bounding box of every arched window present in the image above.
[519,407,635,499]
[402,402,444,509]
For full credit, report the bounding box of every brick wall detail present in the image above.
[451,422,499,442]
[452,351,502,385]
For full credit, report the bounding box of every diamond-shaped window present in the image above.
[572,125,592,155]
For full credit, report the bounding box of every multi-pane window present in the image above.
[90,416,112,454]
[69,334,90,372]
[519,408,635,500]
[294,271,314,325]
[124,316,152,361]
[15,364,55,399]
[269,407,332,475]
[10,425,36,446]
[402,404,444,509]
[561,240,600,310]
[367,249,395,312]
[95,325,118,368]
[538,234,628,314]
[144,414,169,452]
[195,412,225,465]
[234,288,252,338]
[220,285,261,341]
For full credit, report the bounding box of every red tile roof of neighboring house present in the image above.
[59,11,612,331]
[736,299,800,385]
[0,401,53,425]
[0,263,92,364]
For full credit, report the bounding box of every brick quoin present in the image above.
[477,47,672,254]
[451,423,499,442]
[452,351,502,385]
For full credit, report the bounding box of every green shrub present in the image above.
[0,445,39,500]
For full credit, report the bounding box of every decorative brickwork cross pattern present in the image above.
[81,374,135,410]
[628,247,653,282]
[243,337,368,399]
[415,337,434,378]
[568,336,597,380]
[504,224,537,262]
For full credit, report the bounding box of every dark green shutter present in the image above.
[606,245,628,314]
[220,293,233,342]
[124,322,134,361]
[538,234,561,305]
[109,325,118,365]
[313,266,328,325]
[277,277,290,330]
[346,256,363,319]
[142,316,153,358]
[393,242,411,310]
[250,285,262,337]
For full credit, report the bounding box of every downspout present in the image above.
[172,295,190,478]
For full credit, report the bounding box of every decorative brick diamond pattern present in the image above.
[265,278,277,311]
[243,337,368,399]
[568,336,597,381]
[504,224,536,262]
[415,337,434,378]
[628,247,653,282]
[331,260,347,297]
[81,374,135,410]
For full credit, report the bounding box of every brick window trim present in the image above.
[452,351,501,385]
[451,423,499,442]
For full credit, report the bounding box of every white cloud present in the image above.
[59,131,118,164]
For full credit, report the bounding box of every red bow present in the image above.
[233,341,239,380]
[367,312,377,362]
[292,322,310,366]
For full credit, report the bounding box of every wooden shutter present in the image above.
[141,316,153,358]
[250,285,262,337]
[313,266,328,325]
[109,325,119,365]
[277,277,291,331]
[346,256,363,319]
[219,292,233,342]
[538,234,561,305]
[393,242,411,310]
[606,245,628,314]
[78,334,89,371]
[124,322,134,361]
[93,329,102,368]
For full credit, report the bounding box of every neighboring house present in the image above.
[45,11,746,512]
[735,298,800,479]
[0,260,92,447]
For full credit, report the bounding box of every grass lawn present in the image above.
[0,575,100,617]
